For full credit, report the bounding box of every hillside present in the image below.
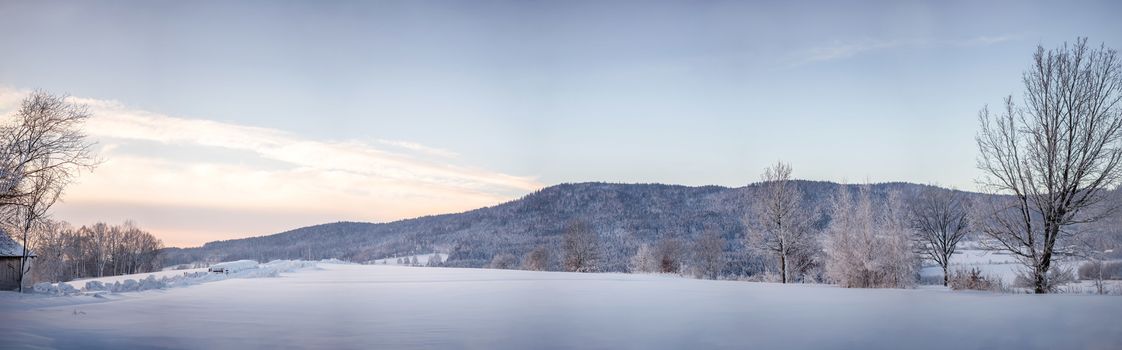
[162,181,966,272]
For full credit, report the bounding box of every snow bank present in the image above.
[30,260,319,296]
[31,281,80,296]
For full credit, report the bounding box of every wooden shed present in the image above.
[1,233,34,291]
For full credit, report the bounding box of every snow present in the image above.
[27,260,318,296]
[207,259,259,273]
[2,263,1120,349]
[920,248,1122,293]
[0,231,33,257]
[920,249,1024,282]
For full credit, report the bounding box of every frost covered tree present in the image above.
[749,161,814,283]
[562,221,600,272]
[0,91,98,292]
[908,187,972,286]
[410,255,418,266]
[628,243,657,273]
[521,246,550,271]
[691,230,725,279]
[823,185,918,288]
[975,38,1122,293]
[426,253,443,267]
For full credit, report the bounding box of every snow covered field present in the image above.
[919,248,1122,293]
[2,262,1121,350]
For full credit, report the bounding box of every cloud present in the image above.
[954,35,1017,47]
[790,35,1017,67]
[377,139,459,158]
[0,87,543,246]
[797,38,902,65]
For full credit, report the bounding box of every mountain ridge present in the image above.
[160,180,979,272]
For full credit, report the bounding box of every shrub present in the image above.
[948,268,1004,292]
[1013,265,1076,293]
[489,253,519,270]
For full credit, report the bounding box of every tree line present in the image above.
[29,221,163,283]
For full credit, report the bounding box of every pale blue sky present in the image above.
[1,0,1120,245]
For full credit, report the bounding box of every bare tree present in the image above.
[975,38,1122,293]
[750,161,813,283]
[908,187,972,286]
[562,221,600,272]
[28,220,162,283]
[521,246,550,271]
[1,91,97,292]
[654,237,684,274]
[692,230,726,279]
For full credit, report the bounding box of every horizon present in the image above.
[3,0,1121,246]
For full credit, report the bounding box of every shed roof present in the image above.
[0,232,34,257]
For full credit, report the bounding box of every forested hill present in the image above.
[160,181,961,272]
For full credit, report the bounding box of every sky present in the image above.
[1,0,1120,247]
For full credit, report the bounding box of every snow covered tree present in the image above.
[975,38,1122,293]
[823,185,918,288]
[410,255,419,266]
[749,161,814,283]
[521,246,550,271]
[691,230,725,279]
[562,221,600,272]
[908,186,972,286]
[628,243,657,273]
[426,254,443,267]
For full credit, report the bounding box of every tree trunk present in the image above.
[779,253,787,284]
[942,265,949,287]
[1033,252,1053,294]
[1033,225,1058,294]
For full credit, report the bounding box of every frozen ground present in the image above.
[919,249,1023,283]
[2,263,1120,350]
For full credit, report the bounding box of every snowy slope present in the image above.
[2,263,1120,349]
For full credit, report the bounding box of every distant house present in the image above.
[1,233,34,291]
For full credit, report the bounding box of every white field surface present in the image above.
[2,263,1121,350]
[919,249,1023,282]
[919,248,1122,293]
